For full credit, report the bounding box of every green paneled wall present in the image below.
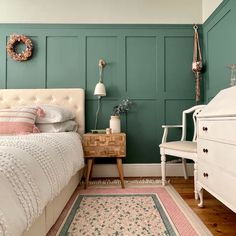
[126,36,157,99]
[47,37,81,88]
[203,0,236,102]
[0,24,197,163]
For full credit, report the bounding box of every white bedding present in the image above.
[0,132,84,236]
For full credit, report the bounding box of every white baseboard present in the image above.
[92,163,194,178]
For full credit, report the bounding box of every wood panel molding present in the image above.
[0,24,197,164]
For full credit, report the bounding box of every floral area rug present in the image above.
[49,180,212,236]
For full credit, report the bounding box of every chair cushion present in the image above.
[159,141,197,153]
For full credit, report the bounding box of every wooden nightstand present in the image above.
[82,133,126,189]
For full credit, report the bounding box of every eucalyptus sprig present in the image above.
[113,98,132,116]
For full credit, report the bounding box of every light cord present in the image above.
[98,59,105,83]
[99,65,103,82]
[94,97,101,130]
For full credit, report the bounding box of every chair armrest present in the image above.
[161,125,183,143]
[161,125,182,128]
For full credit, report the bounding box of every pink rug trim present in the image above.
[79,187,198,236]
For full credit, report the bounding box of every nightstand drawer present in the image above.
[84,145,125,157]
[82,133,126,157]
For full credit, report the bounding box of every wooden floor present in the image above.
[170,177,236,236]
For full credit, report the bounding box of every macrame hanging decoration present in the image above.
[192,24,203,102]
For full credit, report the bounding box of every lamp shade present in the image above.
[94,82,106,96]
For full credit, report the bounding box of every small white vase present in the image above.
[109,115,121,133]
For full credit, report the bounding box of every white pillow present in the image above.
[36,105,75,123]
[37,120,78,133]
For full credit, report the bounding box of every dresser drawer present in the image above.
[198,119,236,144]
[198,163,236,212]
[198,139,236,175]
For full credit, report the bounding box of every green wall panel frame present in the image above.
[126,36,157,99]
[0,24,198,164]
[203,0,236,101]
[47,36,82,88]
[164,36,195,96]
[7,36,45,88]
[126,100,162,163]
[86,36,120,99]
[165,99,195,142]
[0,35,7,88]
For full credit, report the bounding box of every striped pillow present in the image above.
[0,107,40,135]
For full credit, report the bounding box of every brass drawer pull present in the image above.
[202,126,208,131]
[203,172,208,177]
[203,148,208,153]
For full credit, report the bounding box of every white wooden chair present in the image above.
[159,105,206,199]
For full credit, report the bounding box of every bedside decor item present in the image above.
[94,59,106,130]
[6,34,33,61]
[192,24,203,103]
[227,64,236,87]
[82,133,126,189]
[110,98,132,133]
[91,129,106,134]
[106,128,111,134]
[109,115,121,133]
[113,98,132,116]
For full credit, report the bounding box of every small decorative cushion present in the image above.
[0,107,40,135]
[35,105,75,123]
[37,120,78,133]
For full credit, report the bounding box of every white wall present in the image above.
[202,0,223,22]
[0,0,202,24]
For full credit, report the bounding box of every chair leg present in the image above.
[161,154,166,186]
[194,162,198,200]
[182,158,188,179]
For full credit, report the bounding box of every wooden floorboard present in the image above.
[170,177,236,236]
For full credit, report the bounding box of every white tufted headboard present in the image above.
[0,88,85,135]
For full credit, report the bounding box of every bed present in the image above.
[0,88,85,236]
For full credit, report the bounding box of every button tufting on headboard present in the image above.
[0,88,85,135]
[30,96,37,101]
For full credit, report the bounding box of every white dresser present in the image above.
[197,86,236,212]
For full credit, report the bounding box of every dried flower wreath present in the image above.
[6,34,33,61]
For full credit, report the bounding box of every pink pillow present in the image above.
[0,107,41,135]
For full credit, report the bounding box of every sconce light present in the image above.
[94,59,106,130]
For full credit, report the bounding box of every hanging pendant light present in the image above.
[94,59,106,130]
